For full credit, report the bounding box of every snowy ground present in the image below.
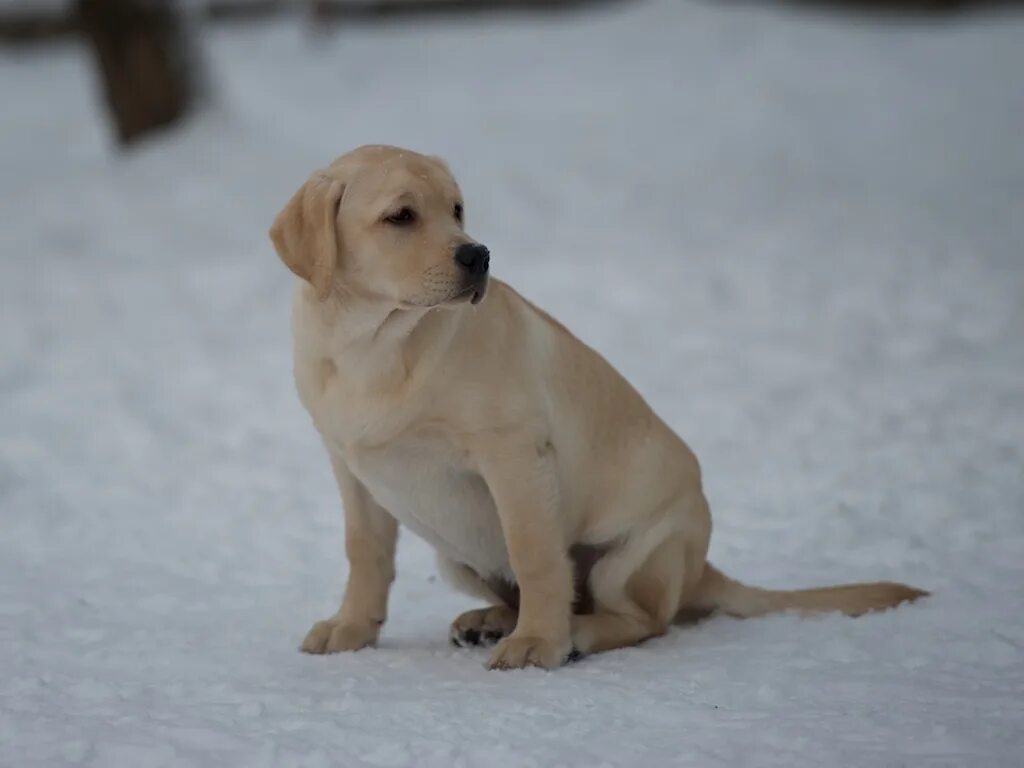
[2,1,1024,765]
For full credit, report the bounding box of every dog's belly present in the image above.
[346,440,511,579]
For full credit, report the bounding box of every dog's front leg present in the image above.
[301,449,398,654]
[477,437,573,670]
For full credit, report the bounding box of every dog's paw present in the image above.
[300,617,378,654]
[486,633,572,670]
[450,605,518,648]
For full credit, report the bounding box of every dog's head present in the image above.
[269,145,488,308]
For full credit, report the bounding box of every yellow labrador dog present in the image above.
[270,145,926,670]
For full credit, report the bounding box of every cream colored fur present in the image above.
[270,145,927,670]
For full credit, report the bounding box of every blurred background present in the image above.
[1,0,1023,765]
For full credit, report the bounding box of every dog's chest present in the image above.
[345,433,510,578]
[296,344,510,577]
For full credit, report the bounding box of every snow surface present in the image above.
[2,1,1024,765]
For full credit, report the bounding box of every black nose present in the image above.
[454,243,490,277]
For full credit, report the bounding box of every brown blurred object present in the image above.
[77,0,199,146]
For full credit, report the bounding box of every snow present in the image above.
[2,1,1023,765]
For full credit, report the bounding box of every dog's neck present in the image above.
[300,284,463,393]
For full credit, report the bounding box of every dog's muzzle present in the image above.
[454,243,490,305]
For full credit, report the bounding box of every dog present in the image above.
[269,145,927,670]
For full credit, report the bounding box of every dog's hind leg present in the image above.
[437,556,520,647]
[450,604,519,648]
[573,528,700,655]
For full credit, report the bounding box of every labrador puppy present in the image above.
[270,145,926,670]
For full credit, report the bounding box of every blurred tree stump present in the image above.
[77,0,200,146]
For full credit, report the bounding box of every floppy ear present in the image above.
[269,173,345,301]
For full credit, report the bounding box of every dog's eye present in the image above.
[384,207,416,226]
[454,203,464,223]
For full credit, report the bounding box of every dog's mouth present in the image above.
[450,279,487,306]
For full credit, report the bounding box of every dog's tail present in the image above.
[689,563,928,619]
